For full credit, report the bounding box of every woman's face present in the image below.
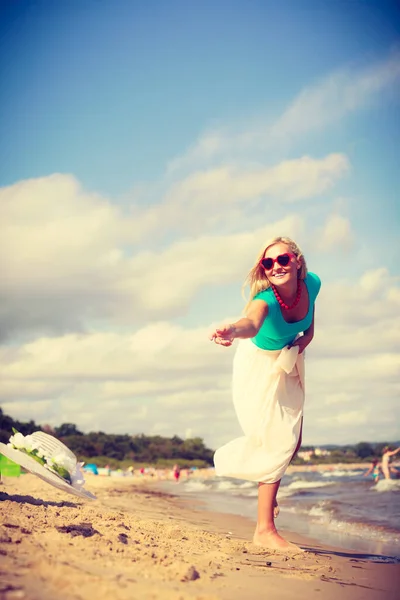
[262,242,301,286]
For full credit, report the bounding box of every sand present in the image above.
[0,472,399,600]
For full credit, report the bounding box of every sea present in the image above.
[159,467,400,560]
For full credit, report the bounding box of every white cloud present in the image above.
[1,172,315,339]
[270,50,400,141]
[314,214,354,252]
[167,132,226,174]
[1,399,54,421]
[168,50,400,173]
[318,410,369,427]
[323,392,360,406]
[0,380,69,400]
[166,154,349,207]
[1,265,399,448]
[315,268,400,345]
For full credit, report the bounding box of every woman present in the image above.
[381,446,400,480]
[209,237,321,551]
[363,459,381,483]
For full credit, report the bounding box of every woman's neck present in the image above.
[274,280,298,302]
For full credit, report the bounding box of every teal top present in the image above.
[251,272,321,351]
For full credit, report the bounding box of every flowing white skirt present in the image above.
[214,339,305,483]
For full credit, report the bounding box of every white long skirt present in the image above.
[214,339,305,483]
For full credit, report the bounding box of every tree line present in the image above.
[0,408,398,467]
[296,442,398,464]
[0,408,214,467]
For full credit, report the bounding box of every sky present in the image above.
[0,0,399,450]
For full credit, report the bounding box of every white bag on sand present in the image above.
[214,340,304,483]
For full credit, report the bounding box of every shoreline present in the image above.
[156,479,400,560]
[164,464,400,558]
[1,473,399,600]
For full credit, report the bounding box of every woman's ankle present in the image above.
[256,523,276,535]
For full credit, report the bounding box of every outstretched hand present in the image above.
[209,324,235,347]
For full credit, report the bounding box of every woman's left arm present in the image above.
[290,308,315,354]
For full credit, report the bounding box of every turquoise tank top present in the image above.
[251,272,321,351]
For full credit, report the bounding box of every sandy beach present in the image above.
[0,473,399,600]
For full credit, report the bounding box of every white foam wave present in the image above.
[309,504,332,518]
[238,481,256,489]
[307,504,400,545]
[322,469,363,478]
[214,480,258,496]
[278,502,332,516]
[286,480,335,491]
[372,480,400,493]
[318,517,399,544]
[183,480,209,492]
[215,480,241,491]
[183,478,258,496]
[277,480,334,498]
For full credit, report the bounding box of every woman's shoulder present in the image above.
[306,272,322,296]
[253,286,274,302]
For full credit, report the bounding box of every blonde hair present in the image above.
[242,236,308,313]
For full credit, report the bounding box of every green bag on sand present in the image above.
[0,453,21,477]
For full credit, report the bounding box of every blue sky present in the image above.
[1,0,399,193]
[1,0,399,448]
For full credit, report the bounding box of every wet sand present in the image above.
[0,473,399,600]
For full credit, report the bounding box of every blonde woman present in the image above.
[209,237,321,551]
[381,446,400,480]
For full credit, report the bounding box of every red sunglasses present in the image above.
[259,253,296,271]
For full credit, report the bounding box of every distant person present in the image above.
[172,464,181,482]
[381,447,400,480]
[364,459,381,483]
[209,237,321,551]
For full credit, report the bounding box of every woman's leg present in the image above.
[253,481,302,551]
[274,418,303,519]
[291,417,303,462]
[382,462,391,480]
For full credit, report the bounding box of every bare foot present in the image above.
[253,528,303,552]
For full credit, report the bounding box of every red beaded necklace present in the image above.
[272,280,302,310]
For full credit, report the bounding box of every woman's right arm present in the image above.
[209,300,268,346]
[388,447,400,457]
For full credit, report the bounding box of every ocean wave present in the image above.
[322,469,363,478]
[215,480,240,491]
[214,480,258,496]
[183,480,210,492]
[279,501,333,517]
[308,503,333,518]
[285,480,335,491]
[173,476,400,555]
[372,480,400,493]
[183,477,259,496]
[308,504,400,545]
[237,481,256,489]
